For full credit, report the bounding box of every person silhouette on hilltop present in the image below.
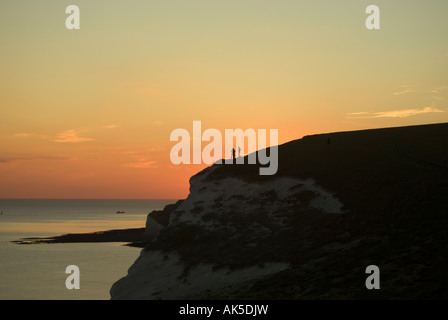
[232,148,236,161]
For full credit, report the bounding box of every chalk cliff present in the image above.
[111,165,342,299]
[111,123,448,299]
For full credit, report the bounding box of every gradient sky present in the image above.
[1,0,448,199]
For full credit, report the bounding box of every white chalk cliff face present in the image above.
[110,165,343,300]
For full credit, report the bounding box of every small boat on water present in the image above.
[116,211,126,214]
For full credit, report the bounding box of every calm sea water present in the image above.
[0,199,176,300]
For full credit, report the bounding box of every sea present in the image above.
[0,199,177,300]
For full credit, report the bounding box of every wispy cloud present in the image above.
[347,107,445,119]
[373,107,444,118]
[53,130,94,143]
[345,111,371,116]
[425,86,448,97]
[393,85,448,97]
[393,89,415,96]
[393,85,415,96]
[13,133,36,138]
[123,160,158,169]
[14,125,116,143]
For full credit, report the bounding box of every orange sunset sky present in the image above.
[1,1,448,199]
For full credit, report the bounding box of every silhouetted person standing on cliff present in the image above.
[232,148,236,161]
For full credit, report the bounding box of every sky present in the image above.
[1,0,448,199]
